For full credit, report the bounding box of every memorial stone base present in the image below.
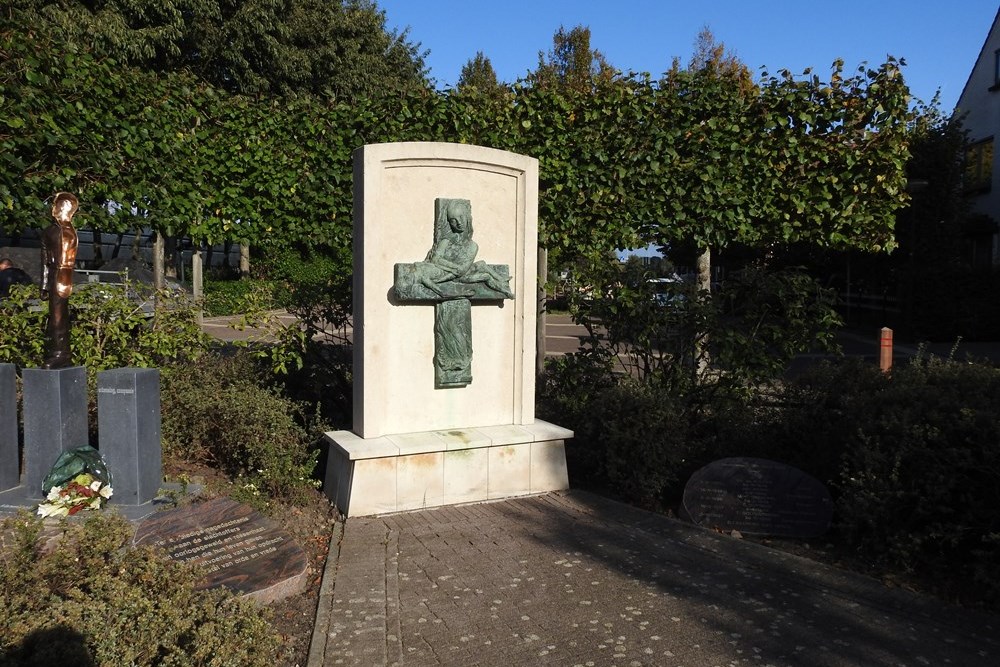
[0,364,18,491]
[98,368,162,506]
[22,366,88,497]
[0,365,184,522]
[324,420,572,517]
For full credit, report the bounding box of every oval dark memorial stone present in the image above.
[133,498,308,603]
[682,457,833,538]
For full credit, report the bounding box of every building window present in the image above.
[994,49,1000,87]
[965,137,993,193]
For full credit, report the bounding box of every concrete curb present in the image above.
[307,520,344,667]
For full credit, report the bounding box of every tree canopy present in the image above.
[529,24,617,92]
[456,51,506,98]
[10,0,430,98]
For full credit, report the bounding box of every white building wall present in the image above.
[955,10,1000,261]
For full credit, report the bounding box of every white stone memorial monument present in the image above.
[324,142,572,517]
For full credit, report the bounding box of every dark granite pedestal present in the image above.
[0,364,17,491]
[0,365,188,521]
[98,368,162,506]
[22,366,87,497]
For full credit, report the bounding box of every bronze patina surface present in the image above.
[40,192,79,369]
[393,198,513,388]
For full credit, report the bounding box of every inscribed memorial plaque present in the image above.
[682,457,833,537]
[133,498,308,603]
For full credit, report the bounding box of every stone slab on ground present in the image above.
[133,497,307,603]
[309,490,999,667]
[683,457,834,537]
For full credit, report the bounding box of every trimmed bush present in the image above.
[0,512,279,666]
[832,358,1000,605]
[203,278,281,317]
[160,352,324,507]
[718,356,1000,607]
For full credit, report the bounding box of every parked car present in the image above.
[648,275,687,306]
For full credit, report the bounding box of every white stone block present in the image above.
[488,444,531,499]
[326,430,398,460]
[435,428,492,450]
[397,452,445,511]
[523,419,574,443]
[530,440,570,493]
[348,457,397,516]
[476,424,533,446]
[443,448,489,504]
[388,431,448,456]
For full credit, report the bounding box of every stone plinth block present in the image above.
[98,368,162,505]
[22,366,87,496]
[0,364,17,490]
[324,419,572,517]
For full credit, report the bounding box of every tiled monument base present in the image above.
[324,420,571,517]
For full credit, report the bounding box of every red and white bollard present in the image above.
[879,327,893,373]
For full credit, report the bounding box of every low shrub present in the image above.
[720,359,889,486]
[540,349,700,507]
[0,512,278,666]
[830,357,1000,606]
[723,356,1000,608]
[160,352,324,507]
[0,282,207,372]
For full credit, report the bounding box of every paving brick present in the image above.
[311,490,1000,666]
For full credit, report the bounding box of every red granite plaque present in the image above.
[133,498,308,603]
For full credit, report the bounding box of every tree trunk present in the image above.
[164,236,178,279]
[112,232,124,260]
[92,230,103,267]
[192,241,204,326]
[153,233,165,291]
[240,243,251,277]
[695,246,712,377]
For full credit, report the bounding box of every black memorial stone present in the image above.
[133,498,308,603]
[682,457,833,538]
[22,366,87,496]
[1,364,17,490]
[98,368,162,505]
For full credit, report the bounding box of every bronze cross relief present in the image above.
[393,198,514,388]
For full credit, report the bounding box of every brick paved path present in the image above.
[310,491,999,667]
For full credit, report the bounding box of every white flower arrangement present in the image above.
[37,473,113,518]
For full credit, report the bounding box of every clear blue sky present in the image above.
[379,0,999,113]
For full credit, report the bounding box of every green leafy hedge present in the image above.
[782,358,1000,606]
[0,283,207,373]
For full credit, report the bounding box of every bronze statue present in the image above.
[393,198,514,388]
[40,192,79,369]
